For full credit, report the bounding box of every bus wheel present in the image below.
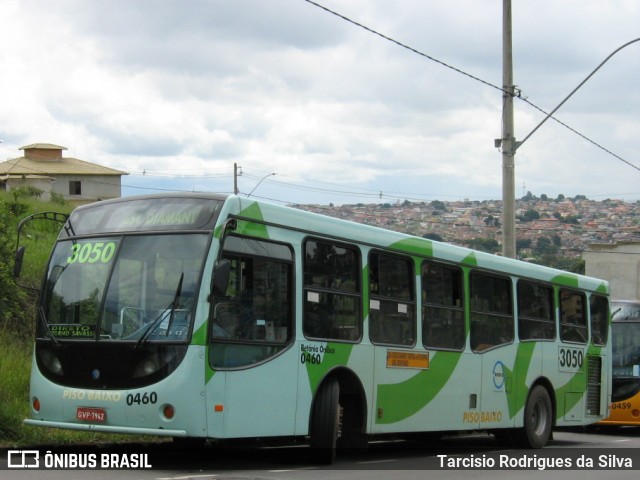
[520,385,552,448]
[310,378,340,464]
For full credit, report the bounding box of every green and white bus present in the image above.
[17,193,611,463]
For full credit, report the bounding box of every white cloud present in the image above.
[1,0,639,204]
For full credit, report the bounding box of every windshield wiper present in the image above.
[136,273,184,347]
[38,306,60,347]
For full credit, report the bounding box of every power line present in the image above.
[304,0,503,94]
[519,97,640,173]
[3,145,640,205]
[303,0,640,173]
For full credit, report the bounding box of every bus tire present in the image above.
[519,385,552,448]
[310,378,340,464]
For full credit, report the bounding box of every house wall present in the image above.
[51,174,122,202]
[6,177,54,201]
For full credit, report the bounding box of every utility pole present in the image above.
[501,0,517,258]
[498,5,640,258]
[234,163,240,195]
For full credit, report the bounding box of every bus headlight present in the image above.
[133,349,180,378]
[39,349,63,375]
[133,355,160,378]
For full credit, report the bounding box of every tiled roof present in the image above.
[19,143,68,151]
[0,156,127,176]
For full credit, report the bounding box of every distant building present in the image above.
[583,241,640,300]
[0,143,127,204]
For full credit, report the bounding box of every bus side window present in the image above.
[368,251,415,346]
[209,236,294,368]
[470,271,514,352]
[422,261,465,351]
[517,280,555,341]
[589,294,609,346]
[559,289,587,344]
[303,239,361,342]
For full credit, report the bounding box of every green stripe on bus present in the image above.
[237,202,270,238]
[389,238,433,257]
[551,273,579,288]
[192,322,207,346]
[503,342,536,419]
[305,343,354,394]
[461,252,478,266]
[375,351,463,424]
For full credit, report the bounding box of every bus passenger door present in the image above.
[205,347,299,439]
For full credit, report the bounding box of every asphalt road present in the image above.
[3,427,640,480]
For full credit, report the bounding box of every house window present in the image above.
[69,181,82,195]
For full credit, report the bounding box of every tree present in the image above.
[484,215,500,227]
[516,238,532,250]
[519,209,540,222]
[534,237,558,256]
[560,215,580,225]
[430,200,447,211]
[522,191,535,201]
[466,238,500,254]
[422,233,443,242]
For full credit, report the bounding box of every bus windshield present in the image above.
[611,321,640,377]
[41,234,209,342]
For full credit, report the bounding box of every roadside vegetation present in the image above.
[0,190,134,447]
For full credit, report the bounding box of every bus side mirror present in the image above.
[211,259,230,297]
[14,246,25,278]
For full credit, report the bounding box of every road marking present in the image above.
[357,458,398,464]
[156,475,218,480]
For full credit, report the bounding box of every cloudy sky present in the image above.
[1,0,639,205]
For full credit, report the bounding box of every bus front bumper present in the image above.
[23,418,188,437]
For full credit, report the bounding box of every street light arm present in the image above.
[515,37,640,152]
[247,172,277,197]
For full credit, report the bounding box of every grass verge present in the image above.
[0,328,157,448]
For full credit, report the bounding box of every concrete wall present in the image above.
[51,174,121,201]
[583,242,640,300]
[6,177,54,201]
